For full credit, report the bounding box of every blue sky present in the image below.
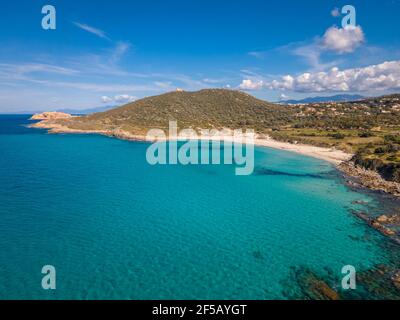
[1,0,400,112]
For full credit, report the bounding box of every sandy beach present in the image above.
[30,120,352,165]
[254,137,352,165]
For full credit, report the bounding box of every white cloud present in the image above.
[269,26,365,71]
[109,42,132,64]
[280,93,289,100]
[155,81,172,88]
[267,60,400,93]
[31,80,154,92]
[114,94,137,103]
[248,51,265,59]
[239,79,265,90]
[331,8,341,17]
[101,96,113,103]
[73,22,111,40]
[0,63,79,76]
[292,44,341,71]
[322,25,365,54]
[101,94,137,104]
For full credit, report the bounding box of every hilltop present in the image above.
[57,89,294,133]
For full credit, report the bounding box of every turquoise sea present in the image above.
[0,115,395,299]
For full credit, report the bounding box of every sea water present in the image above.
[0,115,391,299]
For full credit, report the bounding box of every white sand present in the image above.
[253,137,352,165]
[146,132,353,165]
[30,121,353,165]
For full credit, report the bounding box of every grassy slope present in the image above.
[61,89,295,133]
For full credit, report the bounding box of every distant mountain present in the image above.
[0,105,116,115]
[57,105,116,115]
[280,94,365,104]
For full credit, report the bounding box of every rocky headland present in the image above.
[30,112,73,120]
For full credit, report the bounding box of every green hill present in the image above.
[63,89,295,134]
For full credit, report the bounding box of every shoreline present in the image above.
[30,120,400,198]
[253,137,351,165]
[29,120,351,164]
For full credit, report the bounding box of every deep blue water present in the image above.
[0,115,391,299]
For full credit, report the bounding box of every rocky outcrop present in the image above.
[371,220,396,236]
[339,161,400,197]
[376,215,400,224]
[30,112,73,120]
[392,271,400,289]
[352,211,399,243]
[353,153,400,183]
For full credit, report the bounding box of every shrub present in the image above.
[329,133,346,139]
[374,147,386,154]
[387,144,400,152]
[359,131,374,138]
[384,135,400,143]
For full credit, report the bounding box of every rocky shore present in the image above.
[338,161,400,197]
[338,161,400,244]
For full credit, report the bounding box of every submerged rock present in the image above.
[352,211,398,238]
[286,264,400,300]
[352,200,370,205]
[292,268,341,300]
[392,271,400,289]
[371,221,396,236]
[356,265,400,299]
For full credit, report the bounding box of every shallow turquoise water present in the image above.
[0,115,389,299]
